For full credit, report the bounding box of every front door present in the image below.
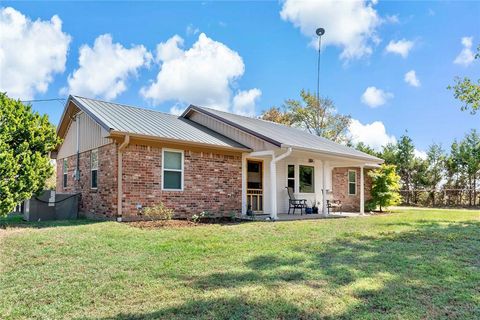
[247,160,263,212]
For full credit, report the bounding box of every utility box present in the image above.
[23,190,79,222]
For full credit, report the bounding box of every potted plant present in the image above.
[312,200,319,214]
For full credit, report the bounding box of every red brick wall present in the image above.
[332,167,372,212]
[57,142,243,220]
[121,144,242,220]
[56,143,117,218]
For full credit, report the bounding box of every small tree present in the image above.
[368,164,401,212]
[0,93,61,216]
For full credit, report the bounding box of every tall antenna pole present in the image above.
[315,28,325,104]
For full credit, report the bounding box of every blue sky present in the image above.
[1,1,479,155]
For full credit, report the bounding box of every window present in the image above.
[287,165,295,191]
[348,170,357,195]
[299,165,314,193]
[63,159,68,189]
[91,149,98,189]
[162,149,183,190]
[247,161,263,189]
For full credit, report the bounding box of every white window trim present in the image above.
[90,149,99,190]
[63,159,68,189]
[162,148,184,191]
[286,164,295,192]
[299,164,315,194]
[348,169,357,196]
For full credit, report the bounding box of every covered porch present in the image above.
[241,147,378,220]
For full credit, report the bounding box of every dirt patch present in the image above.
[127,220,199,229]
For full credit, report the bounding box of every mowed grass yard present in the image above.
[1,208,479,320]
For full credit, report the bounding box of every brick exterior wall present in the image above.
[121,144,242,220]
[56,142,243,220]
[56,143,118,218]
[332,167,373,212]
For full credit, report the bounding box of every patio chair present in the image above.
[326,200,342,215]
[286,187,307,215]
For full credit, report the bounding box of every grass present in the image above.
[1,208,479,320]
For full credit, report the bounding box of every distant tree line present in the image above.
[355,131,480,207]
[262,90,480,208]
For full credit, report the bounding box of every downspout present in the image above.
[269,148,292,220]
[117,135,130,222]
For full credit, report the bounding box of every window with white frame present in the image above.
[63,159,68,189]
[162,149,183,190]
[287,164,295,191]
[348,170,357,195]
[91,149,98,189]
[299,165,314,193]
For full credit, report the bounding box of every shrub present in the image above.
[368,164,402,212]
[365,200,377,212]
[142,202,174,220]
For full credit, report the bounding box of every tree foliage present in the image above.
[0,93,61,216]
[448,44,480,114]
[368,164,401,212]
[260,89,351,143]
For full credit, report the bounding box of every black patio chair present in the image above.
[286,187,307,215]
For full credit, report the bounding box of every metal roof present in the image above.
[184,105,384,163]
[68,95,250,150]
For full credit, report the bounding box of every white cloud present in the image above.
[414,149,427,160]
[65,34,152,100]
[232,89,262,116]
[280,0,381,60]
[349,119,396,151]
[142,33,258,113]
[385,15,399,24]
[169,104,186,116]
[385,39,414,58]
[186,24,200,36]
[155,35,184,62]
[361,86,393,108]
[0,7,71,99]
[454,36,475,66]
[404,70,420,87]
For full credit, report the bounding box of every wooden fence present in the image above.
[399,189,480,207]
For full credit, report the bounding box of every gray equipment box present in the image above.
[23,190,80,222]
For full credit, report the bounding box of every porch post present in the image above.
[322,160,327,215]
[360,165,365,214]
[270,160,277,220]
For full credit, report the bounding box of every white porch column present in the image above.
[360,165,365,214]
[270,160,277,220]
[322,160,327,215]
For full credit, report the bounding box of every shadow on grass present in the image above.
[0,214,103,229]
[95,220,480,319]
[96,297,319,320]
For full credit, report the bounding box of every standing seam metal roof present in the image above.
[185,105,383,162]
[69,96,249,150]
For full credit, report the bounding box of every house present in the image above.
[53,95,383,221]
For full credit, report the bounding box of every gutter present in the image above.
[117,134,130,222]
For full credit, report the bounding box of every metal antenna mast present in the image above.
[316,28,325,103]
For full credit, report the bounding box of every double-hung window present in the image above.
[63,159,68,189]
[162,149,184,191]
[91,149,98,189]
[287,165,295,191]
[299,165,315,193]
[348,170,357,195]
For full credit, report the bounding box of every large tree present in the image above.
[0,93,61,216]
[424,143,446,206]
[395,134,416,204]
[448,45,480,114]
[260,90,351,143]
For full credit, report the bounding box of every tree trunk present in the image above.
[469,175,472,206]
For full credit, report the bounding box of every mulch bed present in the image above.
[128,220,198,229]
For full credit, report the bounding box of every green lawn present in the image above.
[1,208,479,320]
